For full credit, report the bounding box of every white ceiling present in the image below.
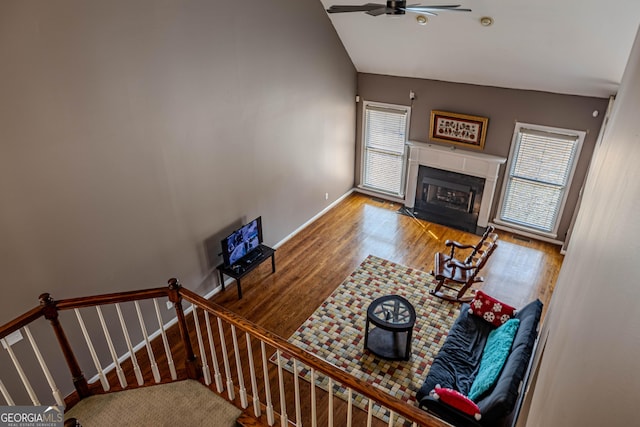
[319,0,640,97]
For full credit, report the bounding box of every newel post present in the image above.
[167,278,200,380]
[39,293,90,398]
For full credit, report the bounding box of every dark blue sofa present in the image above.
[416,299,543,427]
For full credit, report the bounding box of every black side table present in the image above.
[216,244,276,299]
[364,295,416,361]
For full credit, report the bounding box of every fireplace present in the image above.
[415,166,485,232]
[404,142,507,234]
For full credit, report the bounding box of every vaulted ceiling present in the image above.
[319,0,640,97]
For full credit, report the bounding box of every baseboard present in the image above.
[489,221,564,246]
[273,188,354,249]
[354,186,406,205]
[88,190,354,385]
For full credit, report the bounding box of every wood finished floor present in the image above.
[210,192,563,336]
[77,192,563,426]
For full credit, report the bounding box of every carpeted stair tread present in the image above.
[64,379,241,426]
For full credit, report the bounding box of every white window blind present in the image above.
[362,103,409,196]
[498,125,583,235]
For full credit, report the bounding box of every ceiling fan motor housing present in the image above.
[388,0,407,14]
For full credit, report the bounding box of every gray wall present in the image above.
[356,73,609,241]
[0,0,355,400]
[0,0,356,318]
[525,26,640,426]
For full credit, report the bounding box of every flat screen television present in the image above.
[221,216,263,267]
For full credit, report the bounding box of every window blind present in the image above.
[362,104,409,196]
[499,127,580,233]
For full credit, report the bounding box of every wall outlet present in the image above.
[325,192,329,200]
[1,330,23,349]
[409,90,416,100]
[166,300,173,310]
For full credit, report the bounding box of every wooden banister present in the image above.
[178,287,451,427]
[2,282,450,426]
[55,288,169,311]
[0,306,44,339]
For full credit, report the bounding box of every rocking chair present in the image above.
[430,226,498,302]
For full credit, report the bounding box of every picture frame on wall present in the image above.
[429,110,489,150]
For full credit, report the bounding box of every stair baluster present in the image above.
[0,379,14,405]
[231,325,248,409]
[115,303,144,386]
[153,298,177,381]
[292,359,302,426]
[217,317,235,400]
[96,306,127,388]
[2,336,40,405]
[204,310,224,392]
[275,349,288,427]
[260,341,276,426]
[134,301,161,383]
[244,333,261,417]
[24,325,64,406]
[191,305,211,386]
[74,308,109,392]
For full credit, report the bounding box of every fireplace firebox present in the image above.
[414,166,485,233]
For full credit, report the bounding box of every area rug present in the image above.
[273,255,460,423]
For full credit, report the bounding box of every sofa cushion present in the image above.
[474,299,543,424]
[469,291,516,327]
[431,386,482,421]
[468,318,520,401]
[416,304,494,401]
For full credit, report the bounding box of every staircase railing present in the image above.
[0,280,449,427]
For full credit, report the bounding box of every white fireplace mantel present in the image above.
[404,142,507,228]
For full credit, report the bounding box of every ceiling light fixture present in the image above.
[480,16,493,27]
[416,15,428,25]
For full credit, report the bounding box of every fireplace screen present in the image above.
[422,178,474,213]
[413,166,485,233]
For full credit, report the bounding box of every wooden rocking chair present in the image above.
[430,226,498,302]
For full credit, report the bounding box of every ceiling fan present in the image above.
[326,1,471,17]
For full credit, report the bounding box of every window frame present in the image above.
[494,122,586,238]
[359,100,411,198]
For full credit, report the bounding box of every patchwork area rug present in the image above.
[273,255,460,423]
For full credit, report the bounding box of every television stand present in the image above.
[216,244,276,299]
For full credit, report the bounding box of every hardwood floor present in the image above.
[74,191,562,426]
[210,192,562,335]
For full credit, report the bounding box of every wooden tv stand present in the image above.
[216,244,276,299]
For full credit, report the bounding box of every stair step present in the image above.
[236,412,270,427]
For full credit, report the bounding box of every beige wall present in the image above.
[0,0,355,398]
[525,26,640,426]
[356,73,609,241]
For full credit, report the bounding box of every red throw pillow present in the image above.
[430,386,481,421]
[469,290,516,327]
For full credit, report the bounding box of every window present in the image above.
[361,101,410,197]
[496,123,585,237]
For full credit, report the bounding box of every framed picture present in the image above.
[429,110,489,150]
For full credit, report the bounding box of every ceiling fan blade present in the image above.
[406,4,461,9]
[405,6,471,12]
[402,8,437,16]
[439,8,471,12]
[366,7,392,16]
[326,3,385,13]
